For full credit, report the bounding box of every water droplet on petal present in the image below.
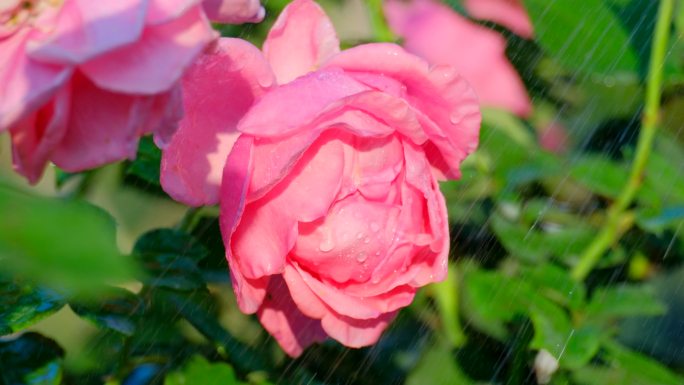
[356,232,365,240]
[370,222,380,232]
[318,234,335,252]
[356,252,368,262]
[363,237,371,244]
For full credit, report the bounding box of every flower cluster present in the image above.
[0,0,543,356]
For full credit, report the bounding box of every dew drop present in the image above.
[356,252,368,262]
[363,237,371,244]
[356,232,365,240]
[318,235,335,252]
[370,222,380,232]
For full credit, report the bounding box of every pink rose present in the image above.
[0,0,262,183]
[385,0,532,117]
[203,0,265,23]
[463,0,534,39]
[161,0,480,356]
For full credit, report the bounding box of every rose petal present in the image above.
[50,73,147,171]
[161,38,275,206]
[325,43,481,178]
[320,310,396,348]
[202,0,265,24]
[27,0,148,64]
[10,87,70,183]
[257,276,327,357]
[238,68,368,138]
[232,134,344,279]
[146,0,201,25]
[263,0,339,84]
[384,0,530,116]
[293,192,401,284]
[464,0,534,38]
[219,136,272,313]
[0,30,71,130]
[79,6,216,94]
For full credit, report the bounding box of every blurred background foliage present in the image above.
[1,0,684,384]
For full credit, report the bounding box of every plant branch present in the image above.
[571,0,674,281]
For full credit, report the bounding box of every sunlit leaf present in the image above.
[0,278,65,335]
[522,0,639,75]
[585,285,667,322]
[165,355,242,385]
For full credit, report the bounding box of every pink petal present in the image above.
[257,276,327,357]
[231,134,345,279]
[27,0,148,64]
[384,0,531,116]
[202,0,265,24]
[238,68,368,138]
[263,0,339,84]
[10,87,70,183]
[292,192,401,284]
[219,136,271,313]
[79,6,216,94]
[294,263,415,320]
[325,43,481,178]
[146,0,201,25]
[320,310,396,348]
[231,197,298,279]
[50,72,146,172]
[464,0,534,38]
[147,85,184,149]
[160,38,275,206]
[0,30,71,130]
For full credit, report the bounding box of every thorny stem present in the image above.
[367,0,396,42]
[571,0,674,281]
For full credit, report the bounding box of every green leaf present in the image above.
[520,264,586,310]
[429,264,466,347]
[165,355,242,385]
[463,270,597,368]
[70,287,143,336]
[522,0,639,75]
[490,212,595,264]
[592,340,684,385]
[0,183,138,294]
[636,206,684,235]
[405,338,473,385]
[133,229,209,291]
[126,136,162,186]
[0,278,65,335]
[569,155,629,198]
[134,229,209,262]
[154,289,267,373]
[585,285,667,322]
[0,332,64,385]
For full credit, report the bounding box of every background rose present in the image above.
[0,0,263,183]
[161,0,480,356]
[463,0,533,38]
[385,0,532,117]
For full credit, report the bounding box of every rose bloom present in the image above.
[0,0,263,183]
[385,0,532,116]
[463,0,533,39]
[161,0,480,356]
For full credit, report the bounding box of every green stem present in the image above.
[367,0,396,42]
[571,0,674,281]
[176,207,201,232]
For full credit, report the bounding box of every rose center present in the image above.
[1,0,62,28]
